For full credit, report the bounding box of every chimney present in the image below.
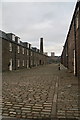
[40,38,43,53]
[29,44,31,49]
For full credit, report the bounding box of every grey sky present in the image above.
[2,2,76,56]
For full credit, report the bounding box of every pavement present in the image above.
[1,64,80,120]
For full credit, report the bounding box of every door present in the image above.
[9,59,12,71]
[39,60,41,65]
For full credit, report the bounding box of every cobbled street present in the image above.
[2,64,80,120]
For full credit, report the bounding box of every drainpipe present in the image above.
[67,40,68,69]
[29,44,31,68]
[15,44,16,70]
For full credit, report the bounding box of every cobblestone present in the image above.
[2,64,79,119]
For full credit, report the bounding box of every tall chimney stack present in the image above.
[40,38,43,53]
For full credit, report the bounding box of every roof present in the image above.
[61,1,80,56]
[0,30,10,40]
[66,1,80,40]
[0,30,48,56]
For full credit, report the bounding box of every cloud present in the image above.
[0,2,2,29]
[2,2,76,56]
[33,20,52,30]
[1,0,77,2]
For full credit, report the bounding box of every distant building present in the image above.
[44,52,48,56]
[49,52,61,63]
[51,52,55,57]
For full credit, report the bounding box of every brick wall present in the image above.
[76,5,80,77]
[2,38,49,71]
[0,38,2,72]
[68,21,75,73]
[2,39,16,71]
[61,1,80,77]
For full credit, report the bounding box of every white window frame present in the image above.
[18,59,20,67]
[31,51,32,56]
[27,60,29,68]
[22,60,24,66]
[18,38,20,43]
[76,14,79,29]
[76,8,79,29]
[9,43,12,52]
[17,46,20,53]
[9,58,13,71]
[12,35,15,41]
[22,48,24,54]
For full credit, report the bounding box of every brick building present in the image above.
[0,30,49,71]
[61,1,80,77]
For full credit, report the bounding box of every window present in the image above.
[76,14,79,29]
[27,60,29,68]
[12,35,15,41]
[17,46,20,53]
[76,8,79,29]
[17,59,20,67]
[22,48,24,54]
[9,58,12,71]
[27,44,29,48]
[31,51,32,56]
[27,49,29,55]
[66,50,68,57]
[18,38,20,43]
[22,60,24,66]
[31,60,33,65]
[9,43,12,52]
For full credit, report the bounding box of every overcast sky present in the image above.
[2,1,76,56]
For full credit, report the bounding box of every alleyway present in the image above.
[2,64,79,120]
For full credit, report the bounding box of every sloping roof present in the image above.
[0,30,10,40]
[61,1,80,56]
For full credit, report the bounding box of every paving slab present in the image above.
[2,64,80,120]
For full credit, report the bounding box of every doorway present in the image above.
[9,59,12,71]
[39,60,41,65]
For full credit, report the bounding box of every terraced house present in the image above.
[61,1,80,78]
[0,30,49,71]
